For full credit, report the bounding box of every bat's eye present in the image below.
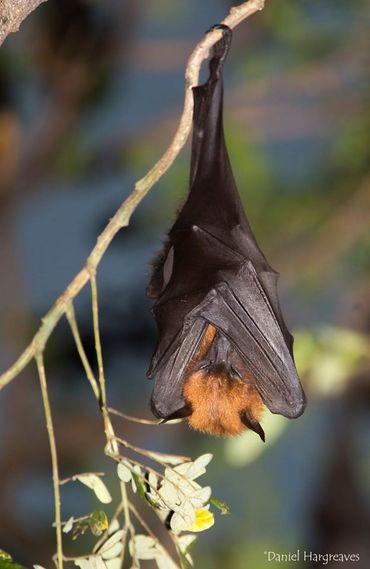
[229,366,242,380]
[197,360,213,371]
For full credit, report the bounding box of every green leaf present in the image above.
[176,534,196,553]
[144,491,163,510]
[0,563,25,569]
[63,516,74,533]
[0,551,26,569]
[117,462,132,483]
[129,536,179,568]
[170,502,195,533]
[74,561,91,569]
[129,535,158,560]
[130,465,143,493]
[156,554,179,569]
[176,550,192,569]
[144,450,190,466]
[147,471,159,489]
[159,477,185,509]
[107,519,120,535]
[159,460,212,523]
[171,454,213,481]
[176,534,196,566]
[132,471,146,498]
[74,558,106,569]
[75,474,112,504]
[186,486,211,509]
[145,472,169,510]
[98,530,125,560]
[105,560,121,569]
[210,498,231,515]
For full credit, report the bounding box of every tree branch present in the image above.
[0,0,47,46]
[0,0,265,390]
[36,353,63,569]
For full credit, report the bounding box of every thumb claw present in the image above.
[240,411,265,442]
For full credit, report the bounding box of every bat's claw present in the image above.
[240,411,265,442]
[207,24,232,66]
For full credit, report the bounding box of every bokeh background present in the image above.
[0,0,369,567]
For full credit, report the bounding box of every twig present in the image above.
[129,503,181,569]
[65,302,100,401]
[36,353,63,569]
[108,406,162,425]
[59,472,105,485]
[0,0,265,392]
[89,272,107,407]
[113,435,190,466]
[108,451,165,482]
[0,0,47,46]
[108,406,182,425]
[89,270,133,562]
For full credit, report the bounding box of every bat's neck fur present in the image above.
[183,325,264,437]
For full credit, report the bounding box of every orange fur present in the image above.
[192,324,217,363]
[182,324,264,437]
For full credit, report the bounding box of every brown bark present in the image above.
[0,0,47,46]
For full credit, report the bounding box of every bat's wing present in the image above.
[150,229,305,420]
[193,262,306,418]
[257,268,295,355]
[148,225,243,381]
[149,317,207,419]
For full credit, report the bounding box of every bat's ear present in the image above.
[146,240,174,299]
[240,410,265,442]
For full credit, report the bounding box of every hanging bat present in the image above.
[146,25,306,441]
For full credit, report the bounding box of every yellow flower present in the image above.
[187,508,214,532]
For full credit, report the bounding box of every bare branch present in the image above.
[0,0,266,390]
[0,0,47,46]
[36,353,63,569]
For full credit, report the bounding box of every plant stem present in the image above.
[36,354,63,569]
[65,302,100,400]
[89,269,133,566]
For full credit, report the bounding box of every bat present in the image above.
[146,25,306,441]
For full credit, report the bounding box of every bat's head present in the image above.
[181,324,266,440]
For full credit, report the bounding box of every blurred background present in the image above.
[0,0,369,567]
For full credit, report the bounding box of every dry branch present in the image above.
[0,0,47,46]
